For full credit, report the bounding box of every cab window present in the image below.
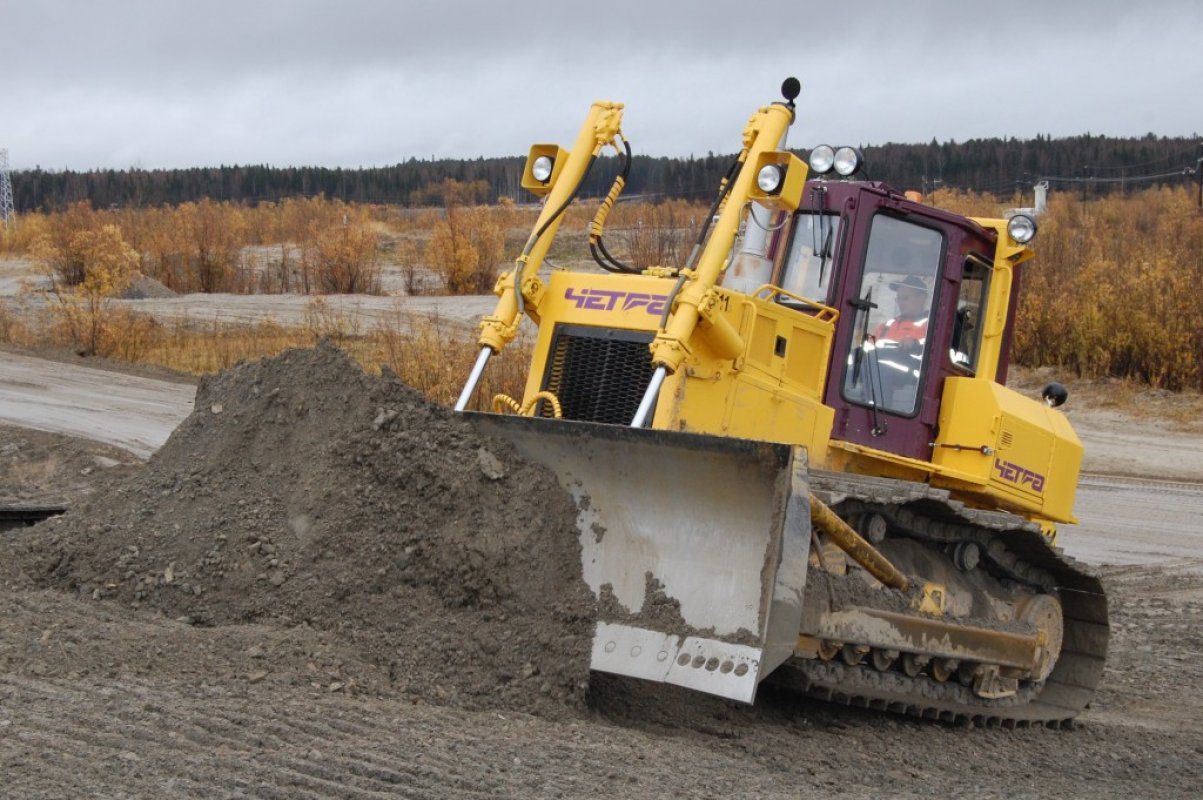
[950,255,990,374]
[842,215,944,417]
[778,212,841,305]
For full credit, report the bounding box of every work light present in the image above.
[531,155,554,183]
[833,146,863,177]
[757,164,786,195]
[1008,213,1037,244]
[808,145,835,175]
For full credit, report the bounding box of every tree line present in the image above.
[10,133,1199,212]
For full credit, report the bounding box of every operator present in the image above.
[875,275,929,350]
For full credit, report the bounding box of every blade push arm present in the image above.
[455,102,623,411]
[631,100,796,425]
[480,102,624,353]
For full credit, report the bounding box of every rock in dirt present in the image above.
[6,342,596,718]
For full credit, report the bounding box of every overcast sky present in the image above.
[4,0,1201,171]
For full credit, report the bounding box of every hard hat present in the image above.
[889,275,929,293]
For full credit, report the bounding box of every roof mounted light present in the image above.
[808,145,835,175]
[833,146,863,177]
[1008,213,1038,244]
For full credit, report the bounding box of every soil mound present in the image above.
[7,342,595,717]
[119,273,177,299]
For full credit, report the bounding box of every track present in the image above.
[785,472,1110,727]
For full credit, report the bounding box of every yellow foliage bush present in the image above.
[8,185,1203,392]
[28,202,102,285]
[1015,187,1203,390]
[605,200,709,270]
[302,212,382,294]
[926,187,1012,218]
[372,314,530,408]
[10,196,386,297]
[426,205,505,294]
[34,223,139,356]
[0,213,50,254]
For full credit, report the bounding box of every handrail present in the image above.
[753,284,839,322]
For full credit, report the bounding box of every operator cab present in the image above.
[763,180,1007,461]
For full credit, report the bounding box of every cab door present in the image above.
[824,207,949,460]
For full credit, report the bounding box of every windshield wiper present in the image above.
[865,337,888,437]
[850,289,887,436]
[817,221,835,284]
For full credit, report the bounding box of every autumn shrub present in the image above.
[179,199,247,292]
[14,196,394,297]
[29,202,103,285]
[426,204,506,294]
[1014,187,1203,390]
[408,178,490,208]
[302,214,382,294]
[80,304,530,411]
[606,200,707,269]
[303,297,364,342]
[33,223,139,356]
[395,236,426,295]
[926,187,1013,218]
[0,213,50,254]
[373,313,530,408]
[0,302,24,343]
[102,307,162,363]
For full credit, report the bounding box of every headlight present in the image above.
[531,155,554,183]
[808,144,835,175]
[1008,213,1037,244]
[756,164,786,195]
[833,146,862,177]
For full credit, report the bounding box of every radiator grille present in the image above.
[540,325,656,424]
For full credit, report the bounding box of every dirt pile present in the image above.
[6,342,595,717]
[118,273,177,299]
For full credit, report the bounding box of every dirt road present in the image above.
[0,350,195,459]
[106,292,500,331]
[2,349,1201,798]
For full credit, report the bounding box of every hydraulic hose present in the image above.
[690,155,743,268]
[512,154,599,300]
[589,139,638,274]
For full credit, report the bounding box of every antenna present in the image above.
[0,149,14,228]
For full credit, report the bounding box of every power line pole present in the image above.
[0,149,14,228]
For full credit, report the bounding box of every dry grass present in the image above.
[5,186,1203,397]
[0,297,530,411]
[1009,364,1203,433]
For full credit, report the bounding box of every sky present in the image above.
[3,0,1201,171]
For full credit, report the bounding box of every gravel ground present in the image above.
[1,345,1201,798]
[1,564,1199,799]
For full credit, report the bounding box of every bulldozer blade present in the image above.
[463,412,810,703]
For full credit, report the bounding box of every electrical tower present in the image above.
[0,148,14,228]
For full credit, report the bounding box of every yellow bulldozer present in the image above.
[454,79,1107,726]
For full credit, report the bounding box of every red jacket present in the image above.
[874,317,928,344]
